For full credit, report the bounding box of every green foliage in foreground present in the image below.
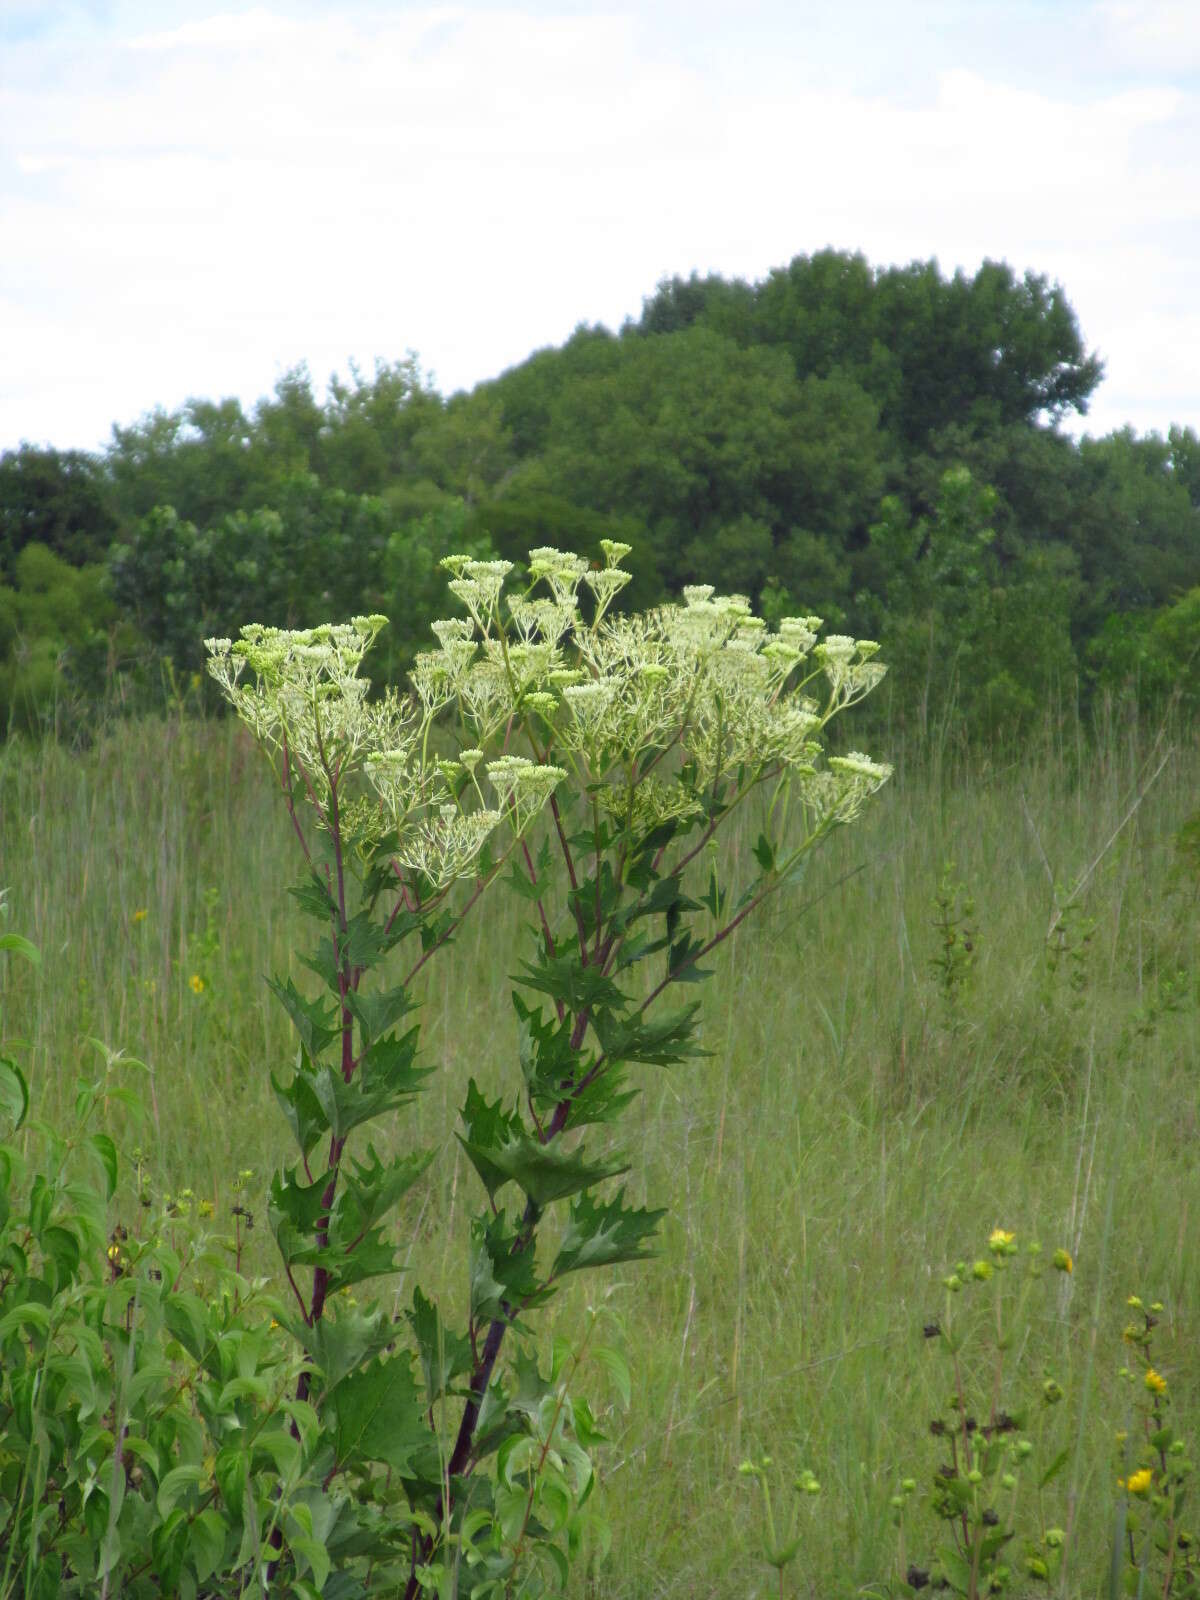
[1,546,894,1595]
[0,689,1197,1594]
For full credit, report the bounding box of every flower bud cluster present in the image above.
[425,544,892,835]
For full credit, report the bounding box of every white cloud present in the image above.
[1100,1,1200,72]
[126,7,311,50]
[2,4,1198,449]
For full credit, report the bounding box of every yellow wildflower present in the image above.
[1052,1248,1073,1274]
[189,973,205,994]
[1120,1468,1153,1496]
[988,1228,1016,1254]
[1145,1368,1168,1396]
[132,907,148,923]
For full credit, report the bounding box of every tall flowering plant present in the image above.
[205,543,891,1597]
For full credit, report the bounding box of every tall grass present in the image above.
[1,709,1196,1596]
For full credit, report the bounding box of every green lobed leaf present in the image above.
[346,983,415,1049]
[753,832,776,872]
[513,993,583,1105]
[328,1353,427,1473]
[339,909,392,972]
[289,874,338,921]
[291,1301,392,1392]
[469,1210,547,1325]
[266,977,341,1059]
[311,1031,431,1142]
[268,1164,333,1267]
[335,1144,435,1245]
[560,1063,639,1132]
[461,1127,627,1211]
[590,1002,704,1068]
[271,1053,330,1158]
[457,1081,526,1201]
[407,1286,473,1405]
[514,953,624,1014]
[550,1188,666,1280]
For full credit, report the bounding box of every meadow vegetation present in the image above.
[2,686,1196,1595]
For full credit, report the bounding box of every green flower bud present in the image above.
[967,1469,984,1485]
[1045,1528,1064,1548]
[972,1259,993,1282]
[1000,1473,1017,1491]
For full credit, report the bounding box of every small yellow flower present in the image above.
[988,1228,1016,1255]
[189,973,205,994]
[1052,1248,1073,1274]
[1145,1368,1168,1396]
[1128,1295,1144,1310]
[132,907,148,923]
[1120,1468,1153,1496]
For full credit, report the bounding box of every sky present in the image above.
[2,0,1199,453]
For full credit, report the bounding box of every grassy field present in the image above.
[1,709,1197,1596]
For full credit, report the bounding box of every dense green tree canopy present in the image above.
[0,250,1194,739]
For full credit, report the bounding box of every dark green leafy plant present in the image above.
[204,542,892,1596]
[0,940,314,1598]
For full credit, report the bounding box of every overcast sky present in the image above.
[2,0,1199,453]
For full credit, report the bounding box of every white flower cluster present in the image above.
[205,619,407,794]
[206,616,561,892]
[390,805,504,885]
[210,539,892,885]
[485,755,568,827]
[425,543,893,825]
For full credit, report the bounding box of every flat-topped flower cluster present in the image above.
[206,542,892,886]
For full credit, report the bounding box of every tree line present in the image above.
[2,249,1198,740]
